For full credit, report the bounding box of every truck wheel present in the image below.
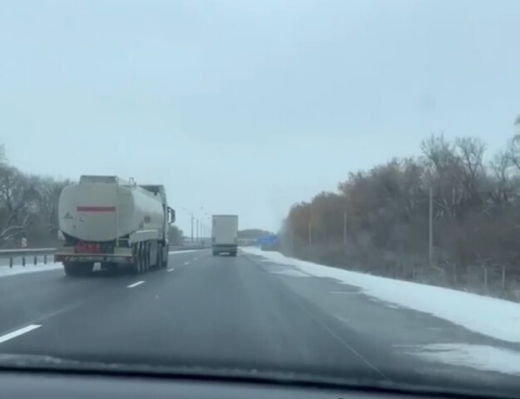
[139,244,146,274]
[82,263,94,275]
[144,243,150,272]
[131,244,137,274]
[64,262,93,277]
[103,262,119,276]
[163,251,169,267]
[64,262,80,277]
[148,243,152,271]
[162,247,169,268]
[156,246,162,269]
[158,245,168,268]
[149,244,154,271]
[132,244,142,274]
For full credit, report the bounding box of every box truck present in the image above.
[212,215,238,256]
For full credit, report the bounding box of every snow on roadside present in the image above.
[241,247,520,344]
[168,249,206,255]
[0,263,63,278]
[0,249,203,278]
[403,344,520,376]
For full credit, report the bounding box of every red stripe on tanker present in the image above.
[77,206,116,212]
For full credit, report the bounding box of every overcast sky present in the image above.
[1,0,520,233]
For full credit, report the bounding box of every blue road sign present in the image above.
[258,235,277,245]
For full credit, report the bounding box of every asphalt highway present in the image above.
[0,249,517,390]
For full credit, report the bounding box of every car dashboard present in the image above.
[0,370,505,399]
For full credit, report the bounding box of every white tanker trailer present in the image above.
[55,175,175,277]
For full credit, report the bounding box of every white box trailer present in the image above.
[55,175,175,276]
[212,215,238,256]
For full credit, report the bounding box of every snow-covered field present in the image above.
[241,247,520,344]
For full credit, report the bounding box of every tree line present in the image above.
[280,118,520,298]
[0,146,71,248]
[0,151,188,248]
[0,147,188,248]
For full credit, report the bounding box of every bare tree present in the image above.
[33,177,71,236]
[455,137,486,207]
[282,126,520,296]
[489,151,514,208]
[0,166,38,245]
[169,225,184,246]
[0,145,70,247]
[507,116,520,171]
[421,134,462,218]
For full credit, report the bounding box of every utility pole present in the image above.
[308,221,312,245]
[343,211,347,247]
[429,186,433,267]
[290,227,295,256]
[191,214,194,243]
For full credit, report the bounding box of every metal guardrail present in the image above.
[0,248,56,255]
[0,245,210,268]
[0,248,56,268]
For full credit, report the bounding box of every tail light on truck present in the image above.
[75,242,101,253]
[74,242,113,254]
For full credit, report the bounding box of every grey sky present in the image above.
[1,0,519,233]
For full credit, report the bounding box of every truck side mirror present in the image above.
[168,208,176,224]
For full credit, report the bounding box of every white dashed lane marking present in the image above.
[329,291,357,295]
[0,325,41,345]
[127,281,145,288]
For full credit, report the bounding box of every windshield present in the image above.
[1,0,520,395]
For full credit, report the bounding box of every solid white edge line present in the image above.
[329,291,357,295]
[0,324,41,344]
[167,268,175,272]
[127,281,145,288]
[167,249,206,255]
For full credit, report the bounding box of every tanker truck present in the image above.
[55,175,175,277]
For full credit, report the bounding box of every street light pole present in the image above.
[429,186,433,267]
[343,211,347,247]
[191,214,194,243]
